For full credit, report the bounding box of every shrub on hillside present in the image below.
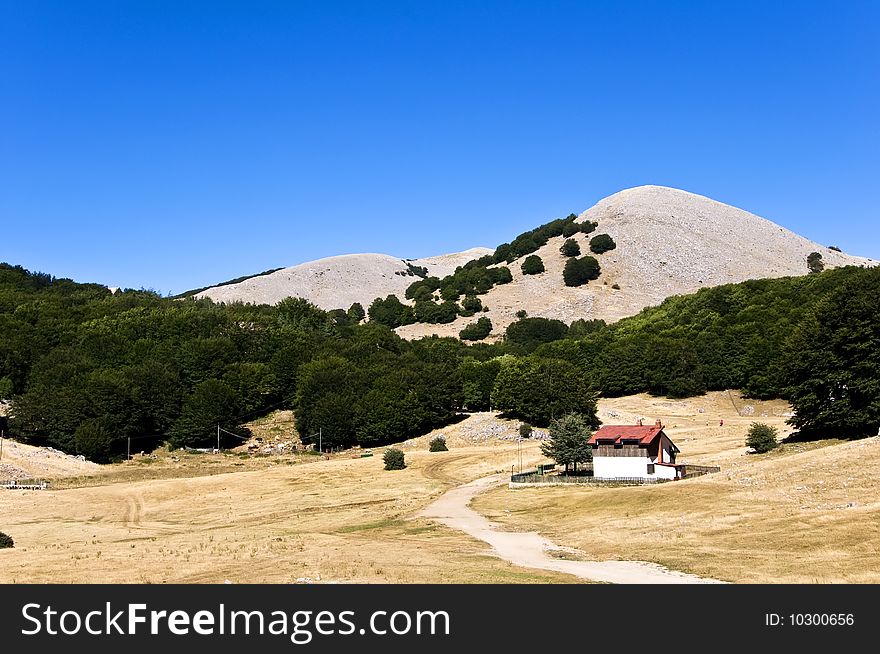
[563,256,601,287]
[807,252,825,274]
[0,532,13,549]
[459,295,483,316]
[429,436,448,452]
[828,245,842,252]
[589,233,616,254]
[745,423,779,453]
[560,238,581,257]
[562,222,580,238]
[515,309,528,319]
[580,220,598,234]
[383,447,406,470]
[519,423,533,438]
[460,317,492,341]
[521,255,545,275]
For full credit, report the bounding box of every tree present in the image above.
[589,234,616,254]
[491,356,600,427]
[169,379,245,448]
[73,417,118,463]
[782,267,880,437]
[459,357,501,411]
[347,302,366,323]
[560,238,581,257]
[540,413,594,473]
[807,252,825,274]
[746,422,779,453]
[519,423,533,438]
[459,317,492,341]
[383,447,406,470]
[563,256,601,287]
[521,255,545,275]
[368,295,415,328]
[505,317,568,351]
[429,436,448,452]
[0,532,13,549]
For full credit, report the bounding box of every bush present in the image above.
[807,251,824,274]
[589,234,616,254]
[580,221,598,234]
[560,238,581,257]
[611,283,621,290]
[459,317,493,341]
[383,447,406,470]
[521,255,545,275]
[828,245,842,252]
[562,222,580,238]
[460,295,483,316]
[0,532,13,549]
[746,423,779,453]
[563,256,601,287]
[515,309,528,319]
[519,423,533,438]
[429,436,448,452]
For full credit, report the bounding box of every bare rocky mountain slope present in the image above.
[196,248,492,310]
[195,185,873,338]
[398,185,873,339]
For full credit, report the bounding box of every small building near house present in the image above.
[588,419,683,481]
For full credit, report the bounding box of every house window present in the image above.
[646,463,655,474]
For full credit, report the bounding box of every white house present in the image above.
[588,419,683,480]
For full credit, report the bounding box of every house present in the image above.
[587,419,683,480]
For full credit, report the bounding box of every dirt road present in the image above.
[418,474,723,584]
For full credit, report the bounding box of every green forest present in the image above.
[1,261,878,462]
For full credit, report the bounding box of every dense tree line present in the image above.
[3,261,877,461]
[538,265,879,415]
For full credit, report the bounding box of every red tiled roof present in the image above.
[588,425,663,445]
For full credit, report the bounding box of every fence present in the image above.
[1,479,48,490]
[510,473,665,487]
[680,465,722,479]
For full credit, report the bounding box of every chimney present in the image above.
[655,418,662,428]
[637,418,643,426]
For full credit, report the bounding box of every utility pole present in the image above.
[127,435,130,461]
[217,424,220,452]
[1,429,4,461]
[319,427,322,454]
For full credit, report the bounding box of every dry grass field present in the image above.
[0,429,567,583]
[474,392,880,583]
[2,391,877,584]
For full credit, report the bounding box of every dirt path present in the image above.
[418,474,723,584]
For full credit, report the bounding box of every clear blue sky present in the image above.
[2,1,878,295]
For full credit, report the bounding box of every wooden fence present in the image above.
[680,465,722,479]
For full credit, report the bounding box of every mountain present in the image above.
[194,248,492,311]
[397,186,873,339]
[193,186,874,338]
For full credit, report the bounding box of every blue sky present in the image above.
[2,1,878,295]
